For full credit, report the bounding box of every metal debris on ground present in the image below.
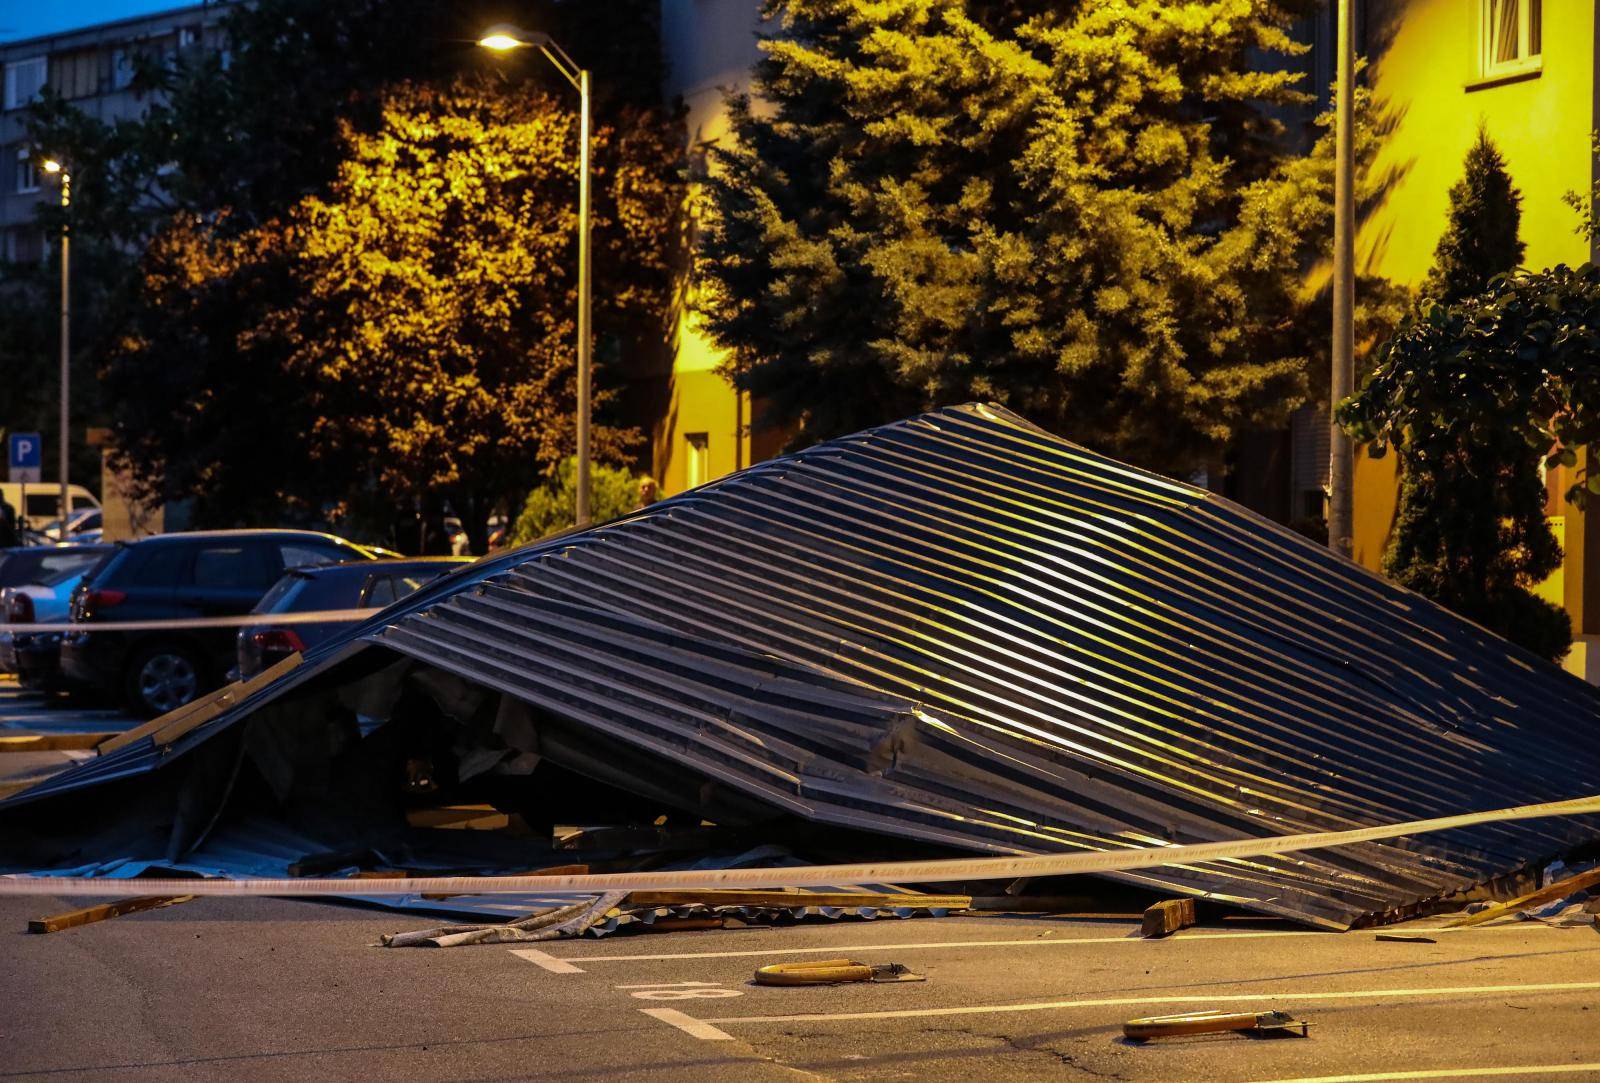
[1374,932,1437,943]
[1446,863,1600,928]
[752,959,925,985]
[6,404,1600,931]
[380,888,970,947]
[1123,1009,1312,1041]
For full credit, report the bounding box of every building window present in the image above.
[14,149,38,194]
[3,56,47,111]
[685,433,710,488]
[1483,0,1542,77]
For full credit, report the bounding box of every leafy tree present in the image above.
[1337,265,1600,661]
[697,0,1399,469]
[11,0,680,541]
[1422,127,1525,305]
[107,78,682,552]
[508,456,643,545]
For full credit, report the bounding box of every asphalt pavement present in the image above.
[1,677,1598,1081]
[1,895,1597,1081]
[0,675,136,799]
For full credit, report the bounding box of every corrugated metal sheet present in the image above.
[8,404,1600,928]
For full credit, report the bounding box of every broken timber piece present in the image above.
[1141,898,1197,938]
[1445,865,1600,928]
[1124,1009,1310,1041]
[753,959,925,986]
[28,894,196,934]
[0,733,118,753]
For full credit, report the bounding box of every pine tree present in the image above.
[697,0,1394,470]
[1422,127,1525,305]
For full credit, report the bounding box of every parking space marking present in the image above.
[544,922,1541,965]
[509,947,585,973]
[696,979,1600,1026]
[640,1007,735,1041]
[1253,1065,1600,1082]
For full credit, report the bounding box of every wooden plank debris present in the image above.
[27,894,196,934]
[1140,898,1197,938]
[1445,865,1600,928]
[0,733,119,753]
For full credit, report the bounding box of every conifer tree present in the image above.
[698,0,1394,470]
[1422,127,1525,304]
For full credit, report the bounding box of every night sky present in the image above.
[0,0,204,43]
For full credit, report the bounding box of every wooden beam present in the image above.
[27,895,195,934]
[0,733,119,753]
[1140,898,1197,938]
[1445,865,1600,928]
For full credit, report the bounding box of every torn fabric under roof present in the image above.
[8,403,1600,928]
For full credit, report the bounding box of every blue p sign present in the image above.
[8,432,42,484]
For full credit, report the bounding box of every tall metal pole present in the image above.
[576,68,592,528]
[1329,0,1356,558]
[58,171,71,544]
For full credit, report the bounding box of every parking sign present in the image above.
[8,432,42,484]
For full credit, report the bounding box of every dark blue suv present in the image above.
[61,530,383,716]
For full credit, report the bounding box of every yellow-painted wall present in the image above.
[1355,0,1596,663]
[656,0,765,497]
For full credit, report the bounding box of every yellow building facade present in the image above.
[656,0,766,496]
[1355,0,1600,675]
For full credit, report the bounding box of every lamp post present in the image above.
[478,24,594,528]
[43,158,70,543]
[1329,0,1355,558]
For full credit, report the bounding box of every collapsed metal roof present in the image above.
[8,403,1600,928]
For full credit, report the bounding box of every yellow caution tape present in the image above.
[1,792,1596,899]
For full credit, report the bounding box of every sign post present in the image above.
[8,433,42,484]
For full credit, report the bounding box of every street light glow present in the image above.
[477,32,523,51]
[42,159,63,174]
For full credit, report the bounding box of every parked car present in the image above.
[0,544,111,679]
[60,530,385,716]
[0,546,113,686]
[233,557,473,680]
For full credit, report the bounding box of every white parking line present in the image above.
[543,923,1540,965]
[1253,1065,1600,1083]
[640,1007,735,1041]
[509,947,585,973]
[696,979,1600,1027]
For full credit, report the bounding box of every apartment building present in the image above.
[0,2,233,263]
[1340,0,1600,675]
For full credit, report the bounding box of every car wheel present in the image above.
[125,643,204,717]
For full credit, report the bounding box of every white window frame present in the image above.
[1482,0,1543,78]
[15,149,38,194]
[3,56,47,111]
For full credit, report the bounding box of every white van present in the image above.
[0,483,101,533]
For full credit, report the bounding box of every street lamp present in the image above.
[1329,0,1355,558]
[42,158,70,544]
[478,23,594,528]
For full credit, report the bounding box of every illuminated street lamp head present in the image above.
[477,24,548,51]
[42,159,62,174]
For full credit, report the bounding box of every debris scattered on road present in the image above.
[1446,862,1600,928]
[27,893,196,934]
[752,958,925,985]
[1140,898,1197,938]
[7,404,1600,932]
[1123,1009,1312,1041]
[1374,932,1437,943]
